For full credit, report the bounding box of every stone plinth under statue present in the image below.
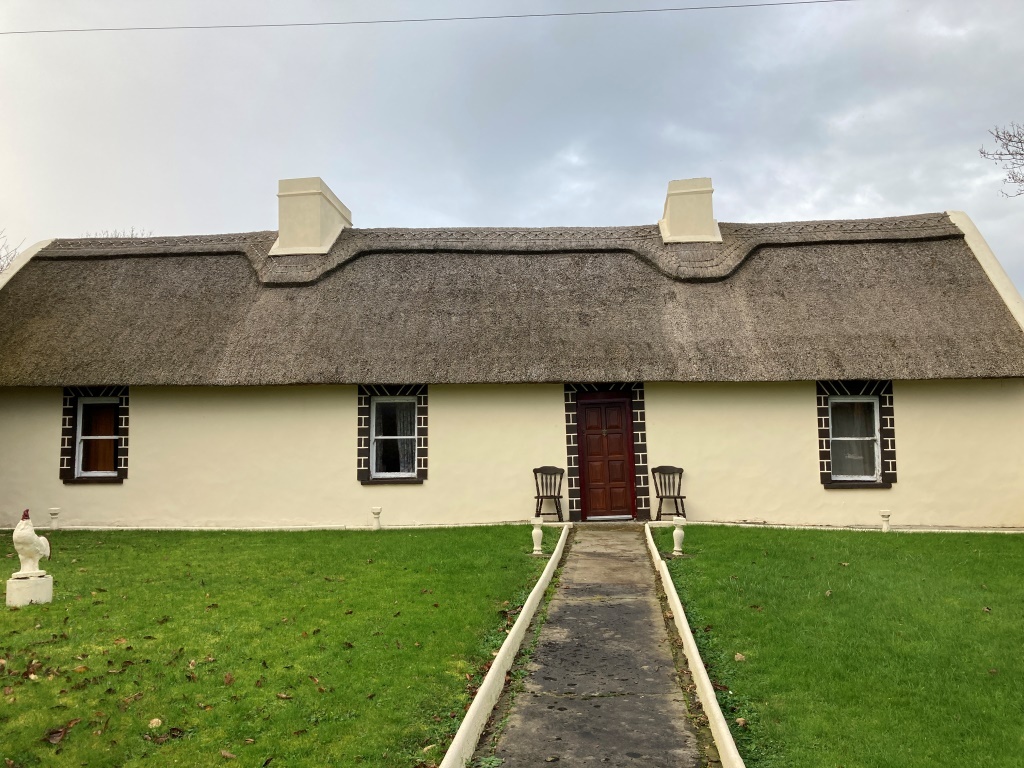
[6,573,54,607]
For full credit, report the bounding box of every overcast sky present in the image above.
[3,0,1023,289]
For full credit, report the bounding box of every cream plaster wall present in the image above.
[4,380,1022,530]
[645,380,1024,529]
[0,385,567,529]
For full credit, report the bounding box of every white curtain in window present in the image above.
[396,401,416,474]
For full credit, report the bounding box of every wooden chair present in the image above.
[533,466,565,522]
[650,466,686,521]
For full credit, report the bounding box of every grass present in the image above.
[653,525,1024,768]
[1,525,557,767]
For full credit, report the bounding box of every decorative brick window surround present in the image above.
[816,380,896,488]
[59,386,129,484]
[563,383,650,521]
[357,385,428,484]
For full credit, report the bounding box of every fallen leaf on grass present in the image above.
[292,729,307,736]
[276,693,293,700]
[422,744,436,752]
[309,676,319,683]
[989,668,999,675]
[43,718,82,744]
[74,665,90,673]
[224,673,235,686]
[113,638,127,646]
[735,717,748,728]
[148,718,162,729]
[245,738,255,744]
[221,750,236,759]
[983,606,992,613]
[750,605,763,612]
[825,590,832,597]
[840,562,850,567]
[262,758,274,767]
[734,653,746,662]
[366,693,375,700]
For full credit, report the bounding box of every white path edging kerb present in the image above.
[644,523,746,768]
[440,523,572,768]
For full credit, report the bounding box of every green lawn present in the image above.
[1,526,556,767]
[654,525,1024,768]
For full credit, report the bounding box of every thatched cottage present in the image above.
[2,177,1023,530]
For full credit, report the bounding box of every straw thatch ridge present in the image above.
[37,212,960,285]
[1,213,1023,386]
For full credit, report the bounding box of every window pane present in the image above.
[374,401,416,437]
[374,438,416,475]
[831,401,876,438]
[81,438,117,473]
[832,439,876,478]
[81,402,118,437]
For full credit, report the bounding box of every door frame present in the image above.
[576,391,638,521]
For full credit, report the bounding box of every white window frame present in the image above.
[75,396,120,478]
[828,395,881,482]
[369,396,418,479]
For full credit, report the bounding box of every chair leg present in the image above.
[553,497,563,523]
[676,498,685,519]
[535,497,542,517]
[656,498,664,522]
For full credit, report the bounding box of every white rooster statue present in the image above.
[13,509,50,576]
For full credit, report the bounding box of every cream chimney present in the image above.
[658,177,722,244]
[269,177,352,256]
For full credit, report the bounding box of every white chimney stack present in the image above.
[269,177,352,256]
[658,177,722,244]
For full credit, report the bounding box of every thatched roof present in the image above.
[1,212,1023,385]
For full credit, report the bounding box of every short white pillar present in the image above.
[48,508,60,529]
[672,519,686,557]
[371,507,382,530]
[880,511,891,533]
[532,522,544,555]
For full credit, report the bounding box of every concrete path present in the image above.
[491,524,702,766]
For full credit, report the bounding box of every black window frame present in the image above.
[816,380,896,489]
[60,386,129,484]
[357,385,427,485]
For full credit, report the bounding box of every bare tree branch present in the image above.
[980,122,1024,197]
[83,227,153,238]
[0,229,22,274]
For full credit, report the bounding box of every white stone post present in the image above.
[880,511,891,533]
[371,507,382,530]
[532,522,544,556]
[672,519,686,557]
[48,508,60,529]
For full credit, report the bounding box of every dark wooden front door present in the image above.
[577,395,636,520]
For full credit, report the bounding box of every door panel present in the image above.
[577,397,636,520]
